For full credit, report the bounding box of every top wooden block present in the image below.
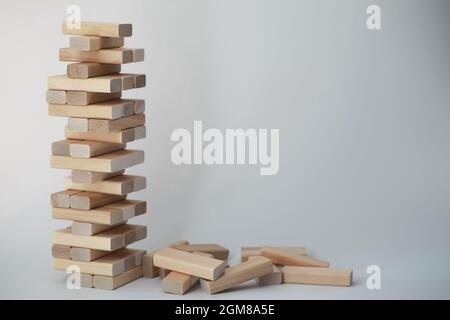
[62,22,132,37]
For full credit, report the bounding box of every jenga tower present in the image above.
[49,22,147,290]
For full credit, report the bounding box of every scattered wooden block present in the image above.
[70,247,110,262]
[142,240,189,278]
[59,48,143,64]
[64,126,146,144]
[241,246,308,262]
[153,248,226,281]
[70,191,125,210]
[71,221,125,236]
[48,100,132,120]
[66,91,122,106]
[51,149,145,173]
[282,266,352,287]
[200,257,273,294]
[61,22,133,37]
[69,141,125,158]
[260,247,329,268]
[47,90,66,104]
[51,190,81,208]
[86,114,145,133]
[174,244,229,260]
[71,170,124,184]
[49,74,124,93]
[65,175,146,195]
[248,257,281,286]
[93,266,142,290]
[69,36,124,51]
[52,244,71,259]
[67,63,121,79]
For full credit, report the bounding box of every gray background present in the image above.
[0,0,449,299]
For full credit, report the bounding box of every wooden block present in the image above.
[65,175,145,195]
[255,263,282,286]
[64,126,145,144]
[52,227,123,251]
[124,99,145,114]
[105,199,146,219]
[67,118,88,132]
[54,248,144,277]
[119,73,146,88]
[70,247,109,262]
[200,257,273,294]
[67,63,121,79]
[69,141,125,158]
[51,139,74,156]
[71,170,124,184]
[70,191,125,210]
[71,221,124,236]
[241,246,308,262]
[119,224,147,246]
[48,100,131,120]
[153,248,226,281]
[59,48,141,64]
[51,190,81,208]
[87,114,145,133]
[142,240,189,278]
[61,22,132,37]
[282,266,353,287]
[69,36,124,51]
[260,247,329,267]
[80,274,93,288]
[52,244,71,259]
[47,90,66,104]
[174,244,229,260]
[66,91,121,106]
[93,266,142,290]
[51,149,144,173]
[48,74,124,93]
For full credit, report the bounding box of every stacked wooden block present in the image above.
[49,22,148,290]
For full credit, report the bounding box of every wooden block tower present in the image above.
[49,21,148,290]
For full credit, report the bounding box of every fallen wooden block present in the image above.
[52,199,146,224]
[248,257,281,286]
[61,21,132,37]
[70,247,110,262]
[153,248,226,281]
[52,244,71,259]
[71,170,124,184]
[71,113,145,133]
[142,240,189,278]
[174,244,229,260]
[241,246,307,262]
[64,126,146,144]
[66,91,122,106]
[51,149,144,173]
[260,247,329,268]
[59,48,143,64]
[200,257,273,294]
[47,90,67,104]
[65,175,146,195]
[49,74,125,93]
[93,266,142,290]
[48,100,132,120]
[71,221,125,236]
[51,190,82,208]
[67,63,120,79]
[282,266,352,287]
[54,248,144,276]
[69,36,124,51]
[70,192,125,210]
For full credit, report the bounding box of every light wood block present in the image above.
[65,175,146,195]
[52,244,71,259]
[70,247,110,262]
[81,274,93,288]
[87,114,145,133]
[54,248,144,277]
[67,63,120,79]
[69,141,125,158]
[59,48,142,64]
[52,139,74,156]
[125,99,145,114]
[153,248,226,281]
[64,126,146,144]
[174,244,229,260]
[52,199,145,224]
[241,246,308,262]
[70,191,125,210]
[70,36,124,51]
[48,100,132,120]
[61,22,132,37]
[142,240,189,278]
[71,221,124,236]
[282,266,352,287]
[71,170,124,184]
[119,73,146,88]
[66,91,121,106]
[93,266,142,290]
[51,190,81,208]
[47,90,66,104]
[200,257,273,294]
[260,247,329,268]
[67,118,88,132]
[255,263,282,286]
[48,74,124,93]
[51,149,144,173]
